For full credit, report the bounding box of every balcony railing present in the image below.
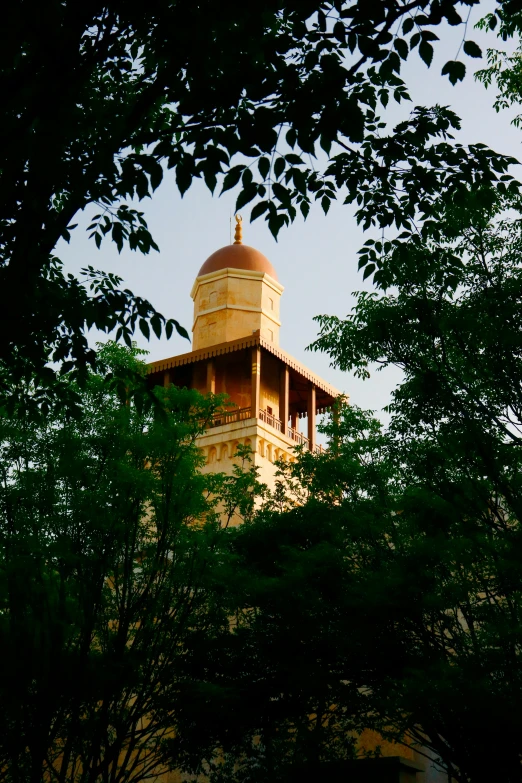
[287,425,309,447]
[259,408,282,431]
[208,407,326,454]
[209,407,252,428]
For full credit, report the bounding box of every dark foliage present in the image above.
[1,0,505,399]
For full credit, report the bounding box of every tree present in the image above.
[181,191,522,783]
[2,0,507,397]
[177,409,402,783]
[307,190,522,780]
[171,8,522,781]
[0,342,259,783]
[476,2,522,127]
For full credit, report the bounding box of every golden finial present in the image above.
[233,213,243,244]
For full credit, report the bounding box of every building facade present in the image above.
[147,217,340,492]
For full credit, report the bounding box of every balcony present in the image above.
[286,424,309,448]
[259,408,282,432]
[209,407,252,428]
[208,407,325,454]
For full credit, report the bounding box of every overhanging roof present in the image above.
[147,334,342,400]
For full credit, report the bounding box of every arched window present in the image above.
[220,444,228,461]
[208,447,217,464]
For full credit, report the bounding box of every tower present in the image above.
[191,215,283,349]
[146,221,435,782]
[147,217,341,490]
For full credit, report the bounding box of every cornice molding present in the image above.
[190,267,284,300]
[148,334,342,400]
[192,303,282,330]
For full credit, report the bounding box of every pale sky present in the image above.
[58,1,520,422]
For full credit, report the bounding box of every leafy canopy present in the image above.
[219,190,522,782]
[1,0,504,397]
[0,342,261,783]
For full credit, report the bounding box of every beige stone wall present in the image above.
[197,416,299,495]
[191,269,283,350]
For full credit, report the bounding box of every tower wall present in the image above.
[191,269,283,350]
[197,417,299,499]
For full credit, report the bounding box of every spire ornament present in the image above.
[233,213,243,244]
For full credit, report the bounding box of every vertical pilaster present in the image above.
[163,370,171,387]
[332,397,341,457]
[251,346,261,419]
[206,360,216,394]
[279,364,289,434]
[307,383,316,451]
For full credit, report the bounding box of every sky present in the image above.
[58,0,521,424]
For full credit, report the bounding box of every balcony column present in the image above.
[290,410,298,431]
[332,397,341,457]
[307,383,316,451]
[251,346,261,419]
[163,370,171,387]
[279,364,289,435]
[206,360,216,394]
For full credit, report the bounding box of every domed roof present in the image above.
[197,244,278,281]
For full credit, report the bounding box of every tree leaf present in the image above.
[463,40,482,59]
[419,41,434,67]
[251,201,269,222]
[333,21,345,43]
[221,165,244,194]
[236,185,257,211]
[441,60,466,85]
[394,38,408,60]
[151,314,162,340]
[172,320,189,340]
[272,182,291,208]
[176,163,192,197]
[362,263,375,280]
[258,157,270,179]
[274,157,285,180]
[139,318,150,340]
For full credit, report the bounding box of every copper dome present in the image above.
[197,244,278,281]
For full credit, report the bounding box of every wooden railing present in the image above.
[259,408,282,432]
[287,426,325,453]
[208,407,326,454]
[209,407,252,428]
[287,425,309,447]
